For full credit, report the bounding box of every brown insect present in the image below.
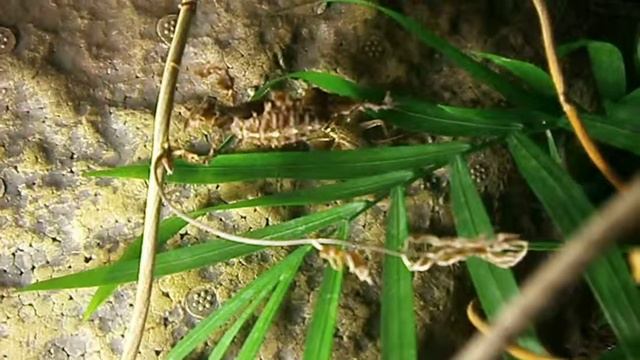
[229,91,333,149]
[313,232,527,284]
[183,89,393,153]
[317,244,374,285]
[401,233,528,272]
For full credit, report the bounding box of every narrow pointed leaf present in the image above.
[167,247,308,360]
[450,155,546,354]
[84,172,411,317]
[22,202,366,291]
[507,132,640,359]
[381,186,417,360]
[208,289,272,360]
[85,143,470,183]
[435,106,556,131]
[526,241,637,253]
[208,284,274,360]
[252,71,384,101]
[376,108,521,136]
[327,0,554,111]
[236,247,308,360]
[473,51,556,98]
[213,170,414,209]
[545,130,562,165]
[376,97,524,136]
[253,70,552,135]
[558,40,626,101]
[303,221,349,360]
[599,348,626,360]
[82,213,197,318]
[83,207,216,317]
[619,87,640,104]
[604,99,640,132]
[602,94,640,154]
[558,114,640,156]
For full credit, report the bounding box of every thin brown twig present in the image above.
[466,301,563,360]
[453,176,640,360]
[532,0,640,283]
[121,1,197,359]
[531,0,625,191]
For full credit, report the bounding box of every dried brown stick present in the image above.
[121,1,197,359]
[531,0,625,190]
[453,176,640,360]
[466,301,562,360]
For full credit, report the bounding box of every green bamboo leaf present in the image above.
[603,91,640,136]
[436,106,556,131]
[82,212,212,318]
[84,286,116,319]
[381,186,417,360]
[252,70,551,136]
[604,100,640,132]
[327,0,554,111]
[450,155,546,355]
[252,70,553,135]
[558,114,640,156]
[167,247,308,360]
[473,51,556,98]
[619,87,640,103]
[83,172,411,317]
[85,143,470,183]
[375,109,522,136]
[236,247,308,360]
[528,241,561,252]
[558,40,626,101]
[21,202,366,291]
[507,132,640,359]
[376,97,524,136]
[466,51,611,159]
[526,241,637,253]
[599,347,626,360]
[303,221,349,360]
[207,283,274,360]
[252,71,384,101]
[214,170,414,209]
[545,130,563,165]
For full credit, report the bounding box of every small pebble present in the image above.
[0,178,5,197]
[46,344,69,360]
[61,336,87,358]
[13,251,33,273]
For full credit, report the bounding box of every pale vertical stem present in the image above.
[121,1,197,359]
